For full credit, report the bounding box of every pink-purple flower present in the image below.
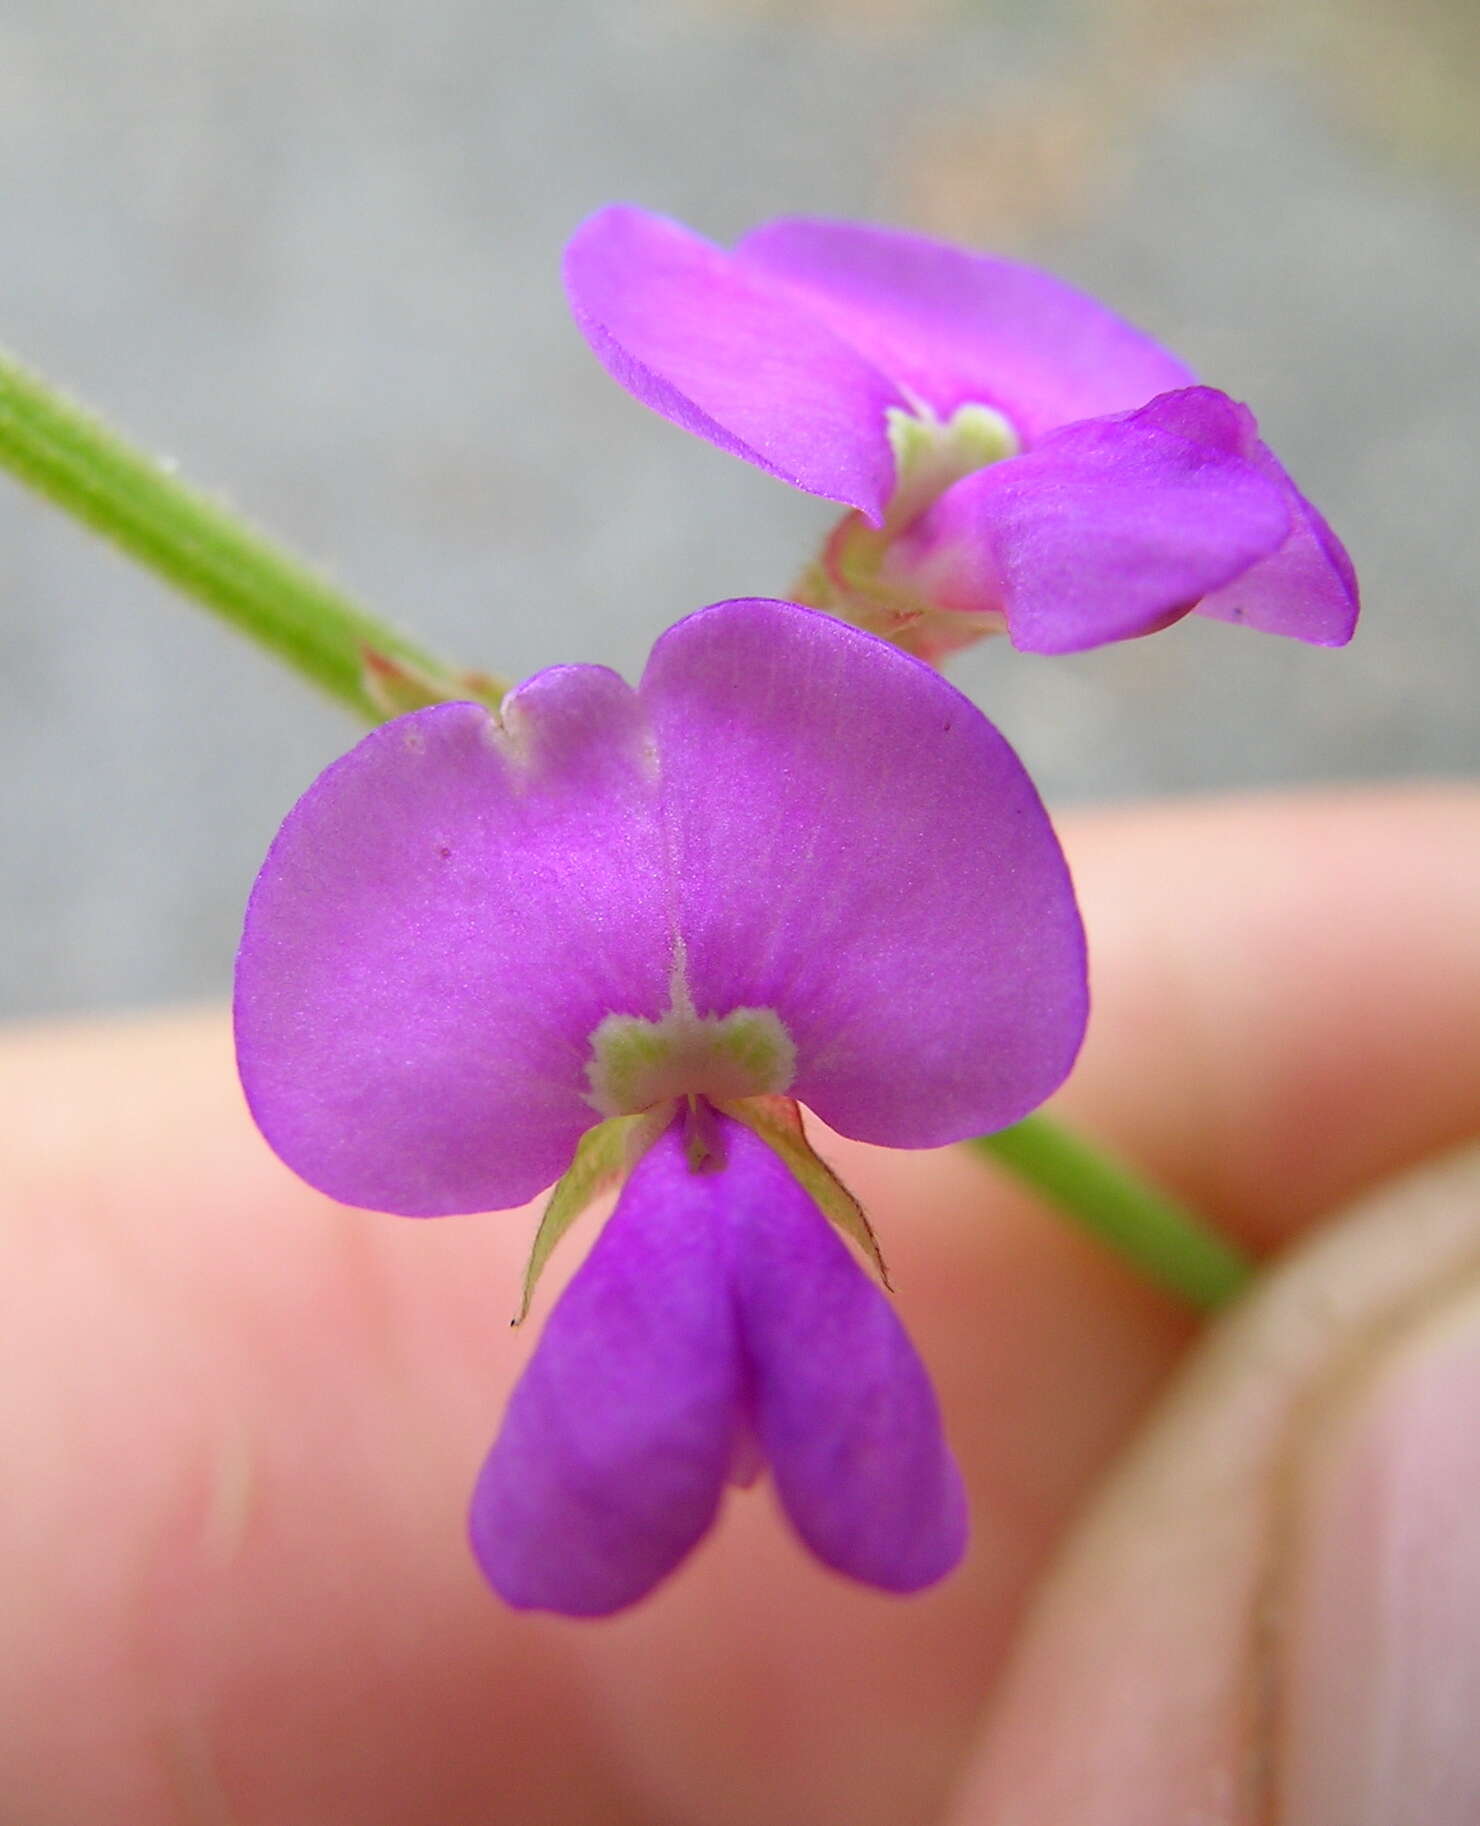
[234,599,1087,1614]
[565,207,1359,660]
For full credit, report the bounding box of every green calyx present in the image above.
[792,511,1004,663]
[514,1093,892,1325]
[792,399,1016,663]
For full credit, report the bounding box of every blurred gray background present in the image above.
[1,0,1476,1020]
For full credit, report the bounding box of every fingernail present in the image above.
[1281,1285,1480,1826]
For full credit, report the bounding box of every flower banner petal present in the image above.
[902,387,1292,653]
[717,1115,967,1591]
[737,216,1195,444]
[565,206,908,520]
[641,598,1088,1146]
[234,673,673,1217]
[471,1118,742,1615]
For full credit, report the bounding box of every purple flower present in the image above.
[565,207,1358,660]
[234,599,1087,1614]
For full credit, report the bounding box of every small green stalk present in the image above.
[0,348,507,720]
[971,1112,1252,1310]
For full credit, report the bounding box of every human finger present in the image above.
[945,1143,1480,1826]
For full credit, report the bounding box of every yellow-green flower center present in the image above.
[585,999,796,1118]
[883,400,1018,534]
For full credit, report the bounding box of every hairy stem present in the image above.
[0,348,507,719]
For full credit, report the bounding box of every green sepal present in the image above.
[722,1095,893,1290]
[789,511,1001,665]
[513,1108,669,1325]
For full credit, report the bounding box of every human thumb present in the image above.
[946,1143,1480,1826]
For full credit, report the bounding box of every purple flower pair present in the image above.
[236,207,1355,1615]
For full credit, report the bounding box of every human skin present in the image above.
[2,786,1478,1825]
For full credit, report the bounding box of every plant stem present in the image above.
[0,348,507,720]
[971,1112,1252,1310]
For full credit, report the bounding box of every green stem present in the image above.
[971,1112,1252,1310]
[0,348,507,720]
